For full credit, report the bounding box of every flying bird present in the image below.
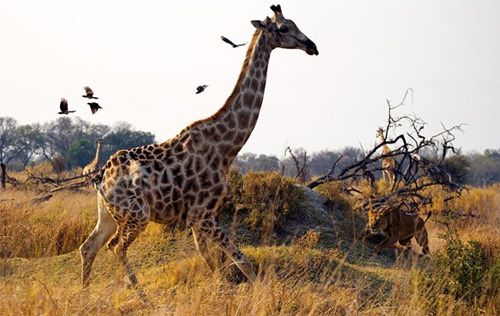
[82,86,99,99]
[196,85,209,94]
[221,36,247,48]
[58,98,76,115]
[87,102,103,114]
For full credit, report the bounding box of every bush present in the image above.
[222,170,305,242]
[431,226,500,308]
[435,237,485,302]
[312,181,351,212]
[483,254,500,301]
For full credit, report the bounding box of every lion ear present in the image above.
[380,206,391,216]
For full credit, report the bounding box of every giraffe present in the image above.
[67,5,318,291]
[82,139,103,178]
[376,127,396,185]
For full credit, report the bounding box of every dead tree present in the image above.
[3,169,100,192]
[307,89,466,213]
[284,146,309,183]
[1,162,5,189]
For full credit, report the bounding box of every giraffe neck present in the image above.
[93,142,101,165]
[178,30,272,169]
[215,30,271,160]
[378,135,391,154]
[382,144,391,154]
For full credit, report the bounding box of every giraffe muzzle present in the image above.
[305,40,319,55]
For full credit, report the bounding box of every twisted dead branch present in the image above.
[307,89,466,213]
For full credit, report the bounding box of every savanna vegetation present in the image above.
[1,168,499,315]
[0,116,154,172]
[1,105,499,315]
[1,116,499,186]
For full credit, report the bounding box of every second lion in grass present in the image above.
[362,204,432,255]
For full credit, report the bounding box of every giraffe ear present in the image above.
[251,20,265,30]
[251,17,274,31]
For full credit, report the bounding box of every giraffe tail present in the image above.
[50,169,102,193]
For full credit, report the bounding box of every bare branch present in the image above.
[307,155,344,189]
[307,89,466,215]
[285,147,308,183]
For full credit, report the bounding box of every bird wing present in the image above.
[235,42,248,47]
[221,36,236,47]
[60,98,68,111]
[88,102,102,114]
[84,86,94,98]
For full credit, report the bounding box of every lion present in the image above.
[361,204,432,255]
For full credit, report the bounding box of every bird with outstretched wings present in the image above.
[58,98,76,115]
[196,85,209,94]
[221,36,247,48]
[82,86,99,99]
[87,102,103,114]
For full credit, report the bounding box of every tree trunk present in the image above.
[1,163,6,189]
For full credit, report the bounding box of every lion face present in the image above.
[368,209,390,233]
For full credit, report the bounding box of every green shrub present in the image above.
[223,170,305,241]
[433,227,487,303]
[312,181,351,212]
[484,254,500,299]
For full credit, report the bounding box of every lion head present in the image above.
[368,206,391,233]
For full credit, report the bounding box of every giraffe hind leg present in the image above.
[80,196,117,288]
[107,225,123,251]
[112,210,150,299]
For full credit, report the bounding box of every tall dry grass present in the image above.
[0,171,499,315]
[0,189,96,258]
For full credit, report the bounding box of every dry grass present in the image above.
[1,174,499,315]
[0,190,96,258]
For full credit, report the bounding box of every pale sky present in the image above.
[1,1,499,157]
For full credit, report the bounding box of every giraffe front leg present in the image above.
[191,226,217,273]
[194,219,257,284]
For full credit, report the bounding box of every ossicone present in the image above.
[270,4,282,15]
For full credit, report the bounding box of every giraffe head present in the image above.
[251,4,318,56]
[376,127,385,139]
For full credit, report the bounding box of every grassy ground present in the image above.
[1,172,499,315]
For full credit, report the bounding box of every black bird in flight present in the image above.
[58,98,76,115]
[221,36,247,48]
[87,102,103,114]
[196,85,209,94]
[82,86,99,99]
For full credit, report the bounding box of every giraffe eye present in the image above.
[278,25,289,33]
